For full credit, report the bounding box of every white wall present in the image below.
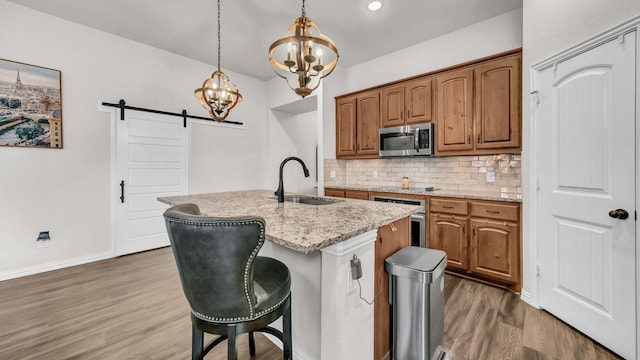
[342,9,523,93]
[521,0,640,304]
[0,0,267,277]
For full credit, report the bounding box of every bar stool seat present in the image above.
[163,203,292,360]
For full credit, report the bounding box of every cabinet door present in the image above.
[474,54,521,150]
[356,90,380,156]
[405,77,433,124]
[375,217,410,360]
[470,219,519,284]
[435,68,474,153]
[381,85,405,128]
[336,96,357,157]
[428,213,468,271]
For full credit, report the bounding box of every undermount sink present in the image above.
[284,196,342,206]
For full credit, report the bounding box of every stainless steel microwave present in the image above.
[379,122,434,157]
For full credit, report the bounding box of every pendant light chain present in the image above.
[301,0,306,17]
[217,0,221,72]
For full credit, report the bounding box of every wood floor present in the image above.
[0,247,622,360]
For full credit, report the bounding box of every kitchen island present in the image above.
[158,190,421,360]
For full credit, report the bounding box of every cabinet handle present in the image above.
[401,111,403,120]
[486,210,500,214]
[442,205,454,209]
[472,225,476,236]
[462,222,466,234]
[468,135,471,144]
[477,134,481,144]
[407,110,410,118]
[120,180,125,203]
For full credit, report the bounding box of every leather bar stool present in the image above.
[163,203,292,360]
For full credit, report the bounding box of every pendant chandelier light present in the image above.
[268,0,339,98]
[194,0,242,122]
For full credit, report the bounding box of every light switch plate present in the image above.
[330,170,336,178]
[373,170,378,178]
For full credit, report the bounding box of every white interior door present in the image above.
[115,109,189,256]
[535,32,637,359]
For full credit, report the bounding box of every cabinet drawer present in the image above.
[430,198,468,215]
[345,190,370,200]
[470,201,519,221]
[325,189,345,198]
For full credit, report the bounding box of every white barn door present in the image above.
[114,109,189,256]
[534,31,636,359]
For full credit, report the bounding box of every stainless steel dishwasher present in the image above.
[370,195,426,247]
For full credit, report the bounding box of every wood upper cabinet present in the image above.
[380,85,404,127]
[435,68,474,153]
[374,216,410,360]
[336,90,380,159]
[336,95,357,157]
[435,52,522,156]
[356,90,380,156]
[474,54,521,150]
[381,77,432,128]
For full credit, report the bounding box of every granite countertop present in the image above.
[158,190,421,254]
[325,185,522,202]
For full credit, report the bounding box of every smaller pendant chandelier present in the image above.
[268,0,339,98]
[194,0,242,122]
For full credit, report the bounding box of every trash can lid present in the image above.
[384,247,447,283]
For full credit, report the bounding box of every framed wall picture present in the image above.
[0,58,62,148]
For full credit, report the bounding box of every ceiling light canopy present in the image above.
[194,0,242,122]
[268,0,339,98]
[368,0,382,11]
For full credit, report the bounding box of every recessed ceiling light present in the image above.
[368,0,382,11]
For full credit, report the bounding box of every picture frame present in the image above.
[0,58,62,148]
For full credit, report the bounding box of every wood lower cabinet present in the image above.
[428,197,521,291]
[374,216,410,360]
[470,219,519,284]
[345,189,370,200]
[429,214,468,271]
[324,188,345,198]
[336,90,380,159]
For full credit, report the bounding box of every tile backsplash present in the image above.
[324,155,522,200]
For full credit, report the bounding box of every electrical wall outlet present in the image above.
[37,231,50,248]
[486,171,495,183]
[372,170,378,178]
[330,170,336,178]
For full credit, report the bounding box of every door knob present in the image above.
[608,209,629,220]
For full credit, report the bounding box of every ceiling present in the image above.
[7,0,522,80]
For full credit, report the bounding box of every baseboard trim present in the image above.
[0,251,114,282]
[520,289,540,309]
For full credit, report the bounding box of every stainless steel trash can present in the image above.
[385,247,450,360]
